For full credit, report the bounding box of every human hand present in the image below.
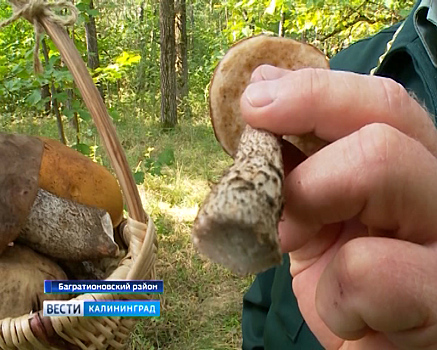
[240,65,437,350]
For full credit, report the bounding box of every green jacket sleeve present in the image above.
[242,254,324,349]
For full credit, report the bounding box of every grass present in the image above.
[1,98,254,349]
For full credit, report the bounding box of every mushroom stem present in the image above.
[192,125,284,275]
[18,188,119,261]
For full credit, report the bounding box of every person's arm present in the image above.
[242,263,275,350]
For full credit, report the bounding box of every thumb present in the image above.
[250,64,291,83]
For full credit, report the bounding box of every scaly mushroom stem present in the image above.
[192,125,284,275]
[18,188,119,261]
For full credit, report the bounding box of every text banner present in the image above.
[43,300,161,317]
[44,280,164,294]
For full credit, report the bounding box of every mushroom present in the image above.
[0,133,43,255]
[37,136,124,227]
[192,35,329,275]
[18,188,119,261]
[0,132,124,259]
[0,244,70,319]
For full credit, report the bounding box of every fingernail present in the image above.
[245,82,275,108]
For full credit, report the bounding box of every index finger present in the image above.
[279,123,437,253]
[240,67,437,157]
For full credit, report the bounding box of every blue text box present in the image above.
[44,280,164,294]
[43,300,160,317]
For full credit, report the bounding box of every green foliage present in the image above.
[72,142,92,155]
[0,0,417,169]
[219,0,415,57]
[93,51,141,85]
[133,170,145,184]
[137,146,176,178]
[1,0,415,123]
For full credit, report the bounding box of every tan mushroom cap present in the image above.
[0,244,69,319]
[209,35,330,157]
[37,137,124,227]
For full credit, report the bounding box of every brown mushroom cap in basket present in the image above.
[37,136,124,227]
[0,133,43,255]
[0,244,70,319]
[209,35,330,158]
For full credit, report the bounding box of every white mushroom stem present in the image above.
[192,125,284,275]
[18,188,119,261]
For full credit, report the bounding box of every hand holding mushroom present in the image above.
[192,36,329,276]
[240,65,437,348]
[192,35,437,348]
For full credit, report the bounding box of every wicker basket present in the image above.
[0,1,158,349]
[0,216,158,350]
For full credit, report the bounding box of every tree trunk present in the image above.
[148,7,158,107]
[41,39,66,145]
[65,12,80,144]
[67,90,80,145]
[139,0,145,22]
[84,0,104,99]
[136,41,147,93]
[278,8,285,37]
[175,0,188,101]
[189,2,194,51]
[136,0,149,94]
[159,0,177,128]
[40,84,51,114]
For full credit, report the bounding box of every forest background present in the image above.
[0,0,415,348]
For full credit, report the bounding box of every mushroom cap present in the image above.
[0,133,43,255]
[0,244,69,319]
[209,35,330,157]
[37,137,124,227]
